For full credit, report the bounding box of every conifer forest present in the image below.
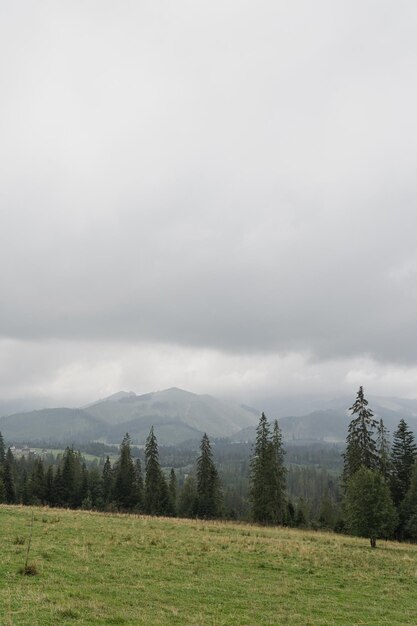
[1,387,417,548]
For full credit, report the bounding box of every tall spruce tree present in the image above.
[80,462,89,506]
[144,426,168,515]
[0,431,5,467]
[271,420,287,524]
[343,386,378,482]
[390,419,417,507]
[31,458,46,504]
[196,433,221,519]
[250,413,273,523]
[178,475,198,518]
[134,458,144,511]
[45,464,55,505]
[4,448,16,504]
[102,456,113,506]
[168,468,177,517]
[61,447,83,508]
[113,433,138,510]
[53,466,64,507]
[88,467,103,509]
[250,413,287,525]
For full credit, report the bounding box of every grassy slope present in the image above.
[0,506,416,626]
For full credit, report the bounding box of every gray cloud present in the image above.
[1,2,417,402]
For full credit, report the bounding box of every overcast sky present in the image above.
[1,1,417,408]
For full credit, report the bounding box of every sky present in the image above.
[1,1,417,409]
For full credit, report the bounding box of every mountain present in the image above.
[0,396,61,418]
[234,397,417,444]
[3,388,417,447]
[0,387,259,446]
[0,408,104,443]
[85,387,259,444]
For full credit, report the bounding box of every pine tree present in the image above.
[80,462,89,506]
[88,467,103,509]
[178,475,198,518]
[113,434,138,510]
[144,426,168,515]
[158,471,170,516]
[20,469,30,505]
[102,456,113,506]
[53,466,65,506]
[196,433,221,519]
[45,465,55,505]
[390,419,417,507]
[343,386,378,482]
[4,448,16,504]
[61,447,73,506]
[168,468,177,517]
[345,467,398,548]
[270,420,287,524]
[250,413,287,524]
[250,413,274,523]
[0,431,5,467]
[31,458,46,504]
[61,447,83,508]
[134,458,144,512]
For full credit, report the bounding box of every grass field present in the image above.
[0,505,416,625]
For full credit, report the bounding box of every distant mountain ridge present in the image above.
[1,389,417,446]
[234,397,417,444]
[0,387,259,445]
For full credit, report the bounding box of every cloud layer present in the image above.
[1,1,417,403]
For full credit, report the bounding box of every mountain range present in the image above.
[0,387,259,445]
[1,388,417,446]
[234,395,417,444]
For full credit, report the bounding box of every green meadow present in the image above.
[1,505,416,625]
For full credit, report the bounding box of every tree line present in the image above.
[342,386,417,546]
[1,387,416,547]
[0,414,295,525]
[247,388,417,545]
[0,428,222,519]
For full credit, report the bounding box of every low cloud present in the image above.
[1,339,417,409]
[1,2,417,402]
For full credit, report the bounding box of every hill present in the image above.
[1,505,416,625]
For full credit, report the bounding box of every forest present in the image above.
[0,387,416,547]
